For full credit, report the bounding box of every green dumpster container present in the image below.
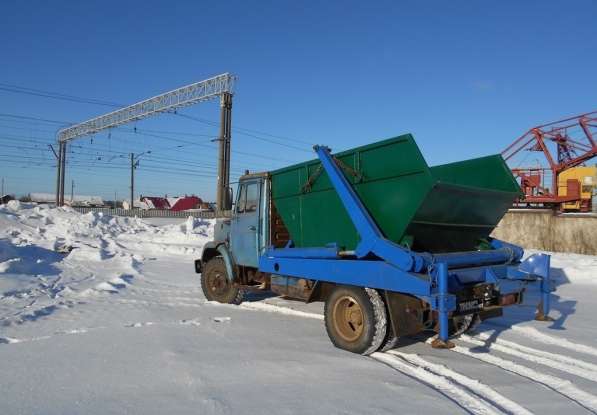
[270,134,521,253]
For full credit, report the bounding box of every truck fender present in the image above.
[216,244,236,282]
[196,242,237,283]
[196,241,219,274]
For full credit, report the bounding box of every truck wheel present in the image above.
[324,286,387,355]
[379,325,400,352]
[449,313,480,337]
[201,257,243,305]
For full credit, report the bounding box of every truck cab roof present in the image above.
[239,171,269,181]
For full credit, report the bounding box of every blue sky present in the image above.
[1,0,595,200]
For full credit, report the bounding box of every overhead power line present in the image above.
[0,83,122,107]
[0,112,72,125]
[175,112,313,151]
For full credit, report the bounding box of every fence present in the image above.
[73,207,216,219]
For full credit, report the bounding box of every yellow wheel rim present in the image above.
[332,295,364,342]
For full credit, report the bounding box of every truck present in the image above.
[195,134,554,354]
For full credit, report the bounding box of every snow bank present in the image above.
[0,202,212,257]
[0,203,213,324]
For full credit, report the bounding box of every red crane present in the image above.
[502,110,597,209]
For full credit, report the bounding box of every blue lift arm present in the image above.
[313,145,425,273]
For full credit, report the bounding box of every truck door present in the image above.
[230,179,261,267]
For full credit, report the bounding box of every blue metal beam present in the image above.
[259,254,432,296]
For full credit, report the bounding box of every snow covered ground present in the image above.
[1,202,597,415]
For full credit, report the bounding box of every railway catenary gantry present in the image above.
[55,73,235,211]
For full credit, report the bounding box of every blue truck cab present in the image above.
[195,147,554,355]
[195,172,270,300]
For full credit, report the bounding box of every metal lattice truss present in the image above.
[502,110,597,205]
[58,73,235,142]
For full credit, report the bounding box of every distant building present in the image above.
[169,196,203,211]
[29,193,104,207]
[140,196,170,210]
[123,195,209,211]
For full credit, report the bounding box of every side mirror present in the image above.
[224,186,234,211]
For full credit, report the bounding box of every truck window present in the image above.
[245,182,259,213]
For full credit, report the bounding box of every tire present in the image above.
[201,257,243,305]
[449,313,480,337]
[324,286,387,355]
[379,325,400,352]
[379,295,399,352]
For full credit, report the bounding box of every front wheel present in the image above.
[201,257,243,304]
[324,286,387,355]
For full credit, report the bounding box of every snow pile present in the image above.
[549,252,597,286]
[0,201,212,257]
[0,202,213,325]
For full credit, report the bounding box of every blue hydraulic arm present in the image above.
[313,145,425,273]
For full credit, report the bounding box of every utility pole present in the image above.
[216,92,233,214]
[130,153,134,210]
[60,142,66,206]
[71,180,75,203]
[55,141,66,206]
[1,177,4,197]
[114,191,117,208]
[129,151,151,210]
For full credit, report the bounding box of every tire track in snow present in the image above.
[450,342,597,413]
[386,351,533,415]
[95,298,205,309]
[207,301,559,413]
[462,333,597,383]
[235,301,324,320]
[225,303,531,413]
[0,318,205,346]
[503,325,597,359]
[227,301,593,413]
[371,352,502,415]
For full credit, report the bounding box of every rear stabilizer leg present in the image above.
[431,262,455,349]
[535,276,555,322]
[511,253,554,322]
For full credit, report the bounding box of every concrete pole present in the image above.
[55,142,63,206]
[57,142,67,206]
[223,93,232,207]
[216,92,232,213]
[130,153,134,210]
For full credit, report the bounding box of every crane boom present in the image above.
[502,110,597,210]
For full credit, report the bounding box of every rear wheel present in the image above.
[449,313,480,337]
[379,324,400,352]
[201,257,243,304]
[324,286,387,355]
